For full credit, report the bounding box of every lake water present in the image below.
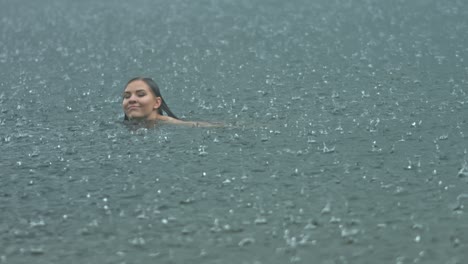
[1,0,468,263]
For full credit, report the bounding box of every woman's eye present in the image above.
[137,92,146,97]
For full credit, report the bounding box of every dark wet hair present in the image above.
[123,77,178,120]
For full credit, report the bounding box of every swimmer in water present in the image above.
[122,77,220,127]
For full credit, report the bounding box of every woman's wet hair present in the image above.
[123,77,179,120]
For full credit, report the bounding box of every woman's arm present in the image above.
[161,116,224,127]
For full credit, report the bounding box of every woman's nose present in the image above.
[128,95,137,102]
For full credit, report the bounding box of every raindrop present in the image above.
[451,194,468,211]
[320,202,331,215]
[129,237,146,247]
[457,162,468,178]
[340,227,359,238]
[29,247,45,255]
[238,237,255,247]
[254,217,268,225]
[198,145,208,156]
[29,219,46,228]
[321,142,335,153]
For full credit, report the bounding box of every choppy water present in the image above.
[1,0,468,263]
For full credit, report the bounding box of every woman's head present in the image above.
[122,77,178,121]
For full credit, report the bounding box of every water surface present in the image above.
[1,0,468,263]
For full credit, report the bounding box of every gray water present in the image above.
[1,0,468,263]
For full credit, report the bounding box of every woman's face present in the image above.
[122,80,161,120]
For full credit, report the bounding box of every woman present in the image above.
[122,77,219,127]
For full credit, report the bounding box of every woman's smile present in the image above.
[127,105,140,110]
